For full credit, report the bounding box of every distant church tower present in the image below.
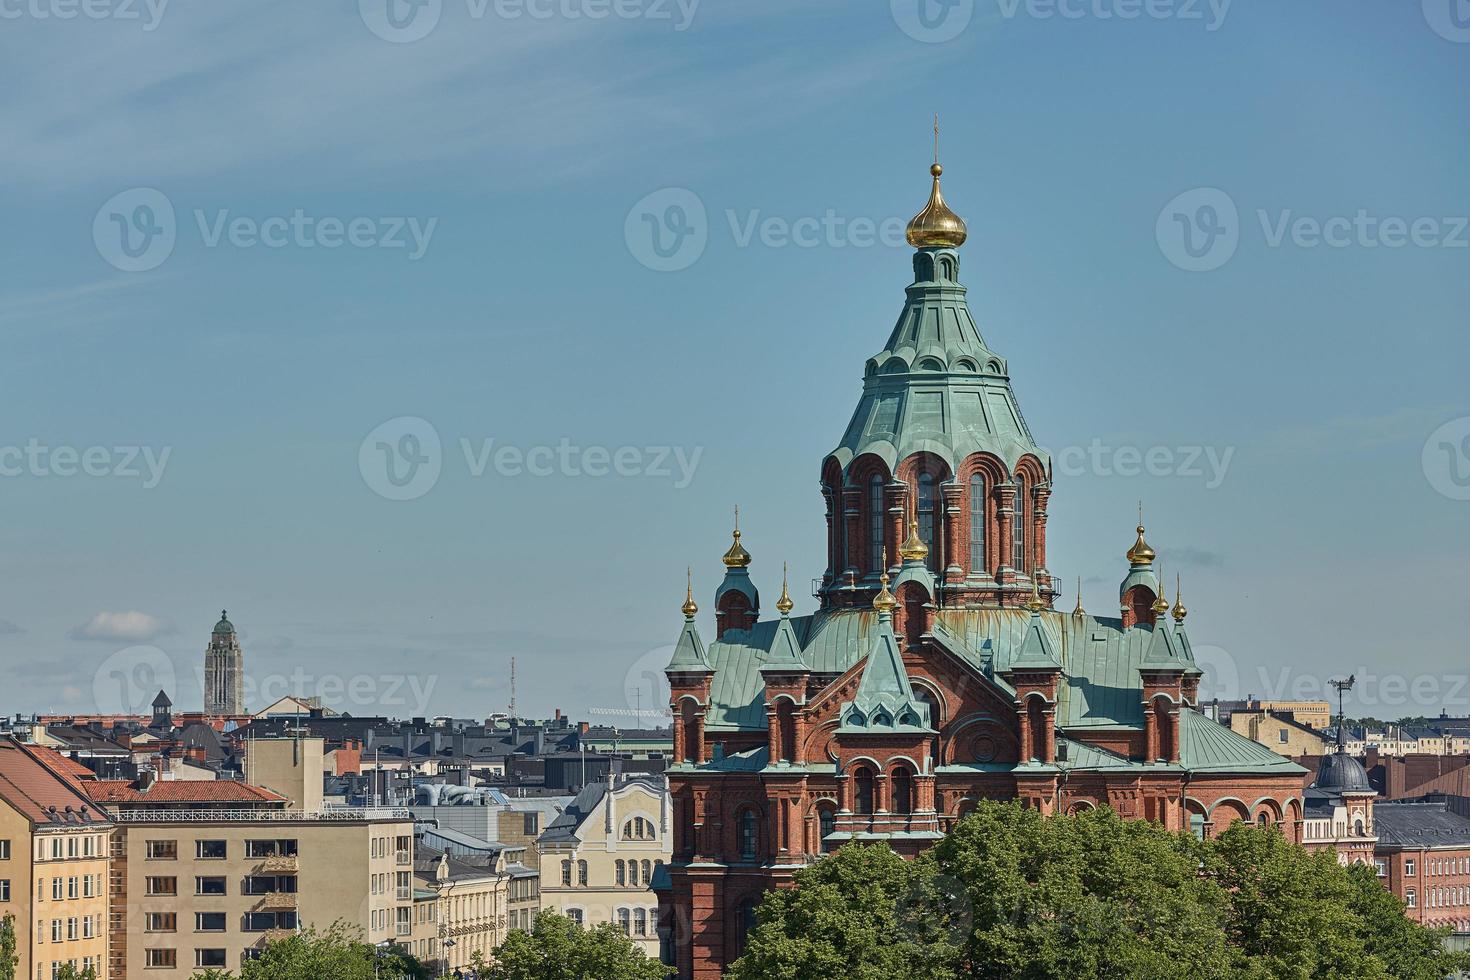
[203,610,245,715]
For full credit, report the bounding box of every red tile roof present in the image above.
[27,746,98,782]
[83,779,286,805]
[0,739,111,826]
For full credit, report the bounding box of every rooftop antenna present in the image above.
[1330,675,1356,751]
[509,657,517,721]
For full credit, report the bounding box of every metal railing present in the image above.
[113,807,411,823]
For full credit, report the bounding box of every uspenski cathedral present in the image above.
[654,156,1308,979]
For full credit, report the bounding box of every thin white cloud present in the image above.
[70,611,175,643]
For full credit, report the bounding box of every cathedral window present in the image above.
[968,474,986,575]
[916,472,938,572]
[891,768,913,815]
[854,768,875,816]
[739,810,759,863]
[818,807,836,852]
[1013,477,1027,572]
[868,475,885,573]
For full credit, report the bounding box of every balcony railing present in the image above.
[254,893,299,910]
[257,855,300,873]
[113,807,411,823]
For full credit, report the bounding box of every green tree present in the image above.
[185,923,429,980]
[733,801,1470,980]
[54,966,98,980]
[0,914,17,980]
[477,912,672,980]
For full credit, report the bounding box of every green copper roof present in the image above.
[838,615,933,735]
[759,615,808,673]
[1142,621,1183,666]
[213,610,234,635]
[1007,608,1062,670]
[827,248,1047,477]
[1177,707,1307,774]
[667,619,712,673]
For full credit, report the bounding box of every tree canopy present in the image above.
[731,801,1470,980]
[186,924,429,980]
[475,912,672,980]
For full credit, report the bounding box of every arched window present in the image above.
[566,908,583,926]
[1257,812,1270,828]
[634,908,647,936]
[561,860,572,887]
[1012,477,1027,572]
[740,809,759,863]
[891,768,913,815]
[615,860,626,886]
[968,473,986,575]
[818,807,837,852]
[734,899,759,959]
[617,908,631,935]
[854,767,875,815]
[868,475,885,573]
[641,859,652,885]
[916,471,938,572]
[577,860,588,886]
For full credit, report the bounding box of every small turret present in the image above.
[714,507,760,639]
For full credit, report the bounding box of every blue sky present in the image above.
[0,0,1467,723]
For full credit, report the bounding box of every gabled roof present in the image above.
[83,779,286,805]
[1007,609,1061,671]
[759,616,808,673]
[667,619,712,673]
[0,739,112,827]
[1374,802,1470,848]
[1177,709,1307,775]
[838,617,932,735]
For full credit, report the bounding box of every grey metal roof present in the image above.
[1374,802,1470,848]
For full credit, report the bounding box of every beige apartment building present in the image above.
[0,740,113,980]
[538,774,669,956]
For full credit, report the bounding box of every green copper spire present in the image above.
[838,608,933,734]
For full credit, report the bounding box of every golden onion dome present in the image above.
[898,518,929,563]
[906,163,969,249]
[722,529,752,569]
[681,568,699,619]
[1026,577,1046,613]
[1127,523,1156,567]
[1151,573,1171,617]
[873,549,897,614]
[776,563,795,616]
[1172,574,1188,623]
[1072,577,1085,618]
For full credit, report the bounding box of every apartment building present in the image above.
[538,774,668,956]
[0,739,113,980]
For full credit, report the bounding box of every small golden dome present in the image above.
[898,518,929,563]
[682,567,699,619]
[1151,575,1170,617]
[1026,577,1046,613]
[873,549,897,615]
[906,163,968,250]
[1072,576,1085,618]
[722,530,751,569]
[1172,574,1188,623]
[776,562,794,616]
[1127,524,1156,567]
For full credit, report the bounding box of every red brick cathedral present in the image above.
[655,160,1307,979]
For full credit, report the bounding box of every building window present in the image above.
[1012,478,1027,572]
[0,840,9,860]
[196,840,227,860]
[968,474,986,575]
[145,877,177,897]
[195,949,228,969]
[869,475,885,573]
[617,908,630,936]
[1407,888,1417,909]
[146,949,177,969]
[641,859,652,885]
[819,807,837,853]
[854,768,875,816]
[195,877,227,897]
[145,913,176,933]
[1407,859,1417,877]
[566,908,583,927]
[916,471,938,572]
[740,809,759,863]
[561,860,572,887]
[0,881,7,902]
[1278,729,1288,744]
[195,913,227,933]
[891,769,913,815]
[615,860,626,887]
[634,908,648,937]
[146,840,177,860]
[577,861,588,887]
